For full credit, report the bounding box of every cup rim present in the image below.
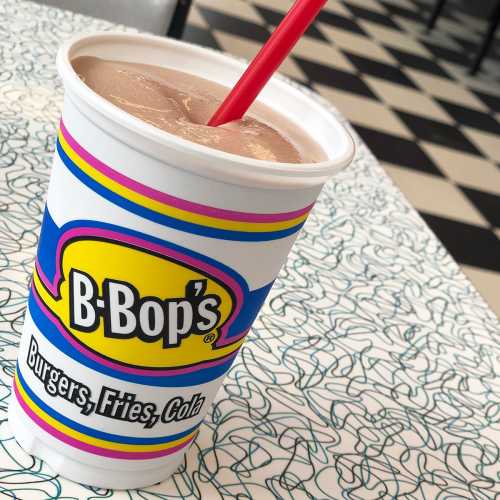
[57,32,355,188]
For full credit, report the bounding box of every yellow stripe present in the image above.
[15,374,195,453]
[58,131,308,233]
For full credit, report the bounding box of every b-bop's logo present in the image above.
[32,225,249,372]
[69,271,222,348]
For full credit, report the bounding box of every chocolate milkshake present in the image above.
[72,56,325,163]
[11,33,355,491]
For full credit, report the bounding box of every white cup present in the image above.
[9,32,354,489]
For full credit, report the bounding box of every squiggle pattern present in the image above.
[0,1,499,498]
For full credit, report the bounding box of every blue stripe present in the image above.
[57,140,304,242]
[16,368,198,445]
[28,292,236,387]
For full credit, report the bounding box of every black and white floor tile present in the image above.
[183,0,500,315]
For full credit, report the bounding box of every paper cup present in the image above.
[9,32,354,489]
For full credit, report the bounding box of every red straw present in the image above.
[208,0,327,127]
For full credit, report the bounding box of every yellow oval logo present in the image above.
[33,227,247,371]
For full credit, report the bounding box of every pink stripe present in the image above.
[59,120,313,222]
[35,257,57,297]
[14,381,192,459]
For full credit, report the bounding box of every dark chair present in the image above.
[31,0,192,38]
[427,0,500,74]
[168,0,193,39]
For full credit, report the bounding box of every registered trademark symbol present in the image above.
[204,333,216,343]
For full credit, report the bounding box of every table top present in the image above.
[0,1,499,499]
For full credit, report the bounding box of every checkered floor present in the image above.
[182,0,500,316]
